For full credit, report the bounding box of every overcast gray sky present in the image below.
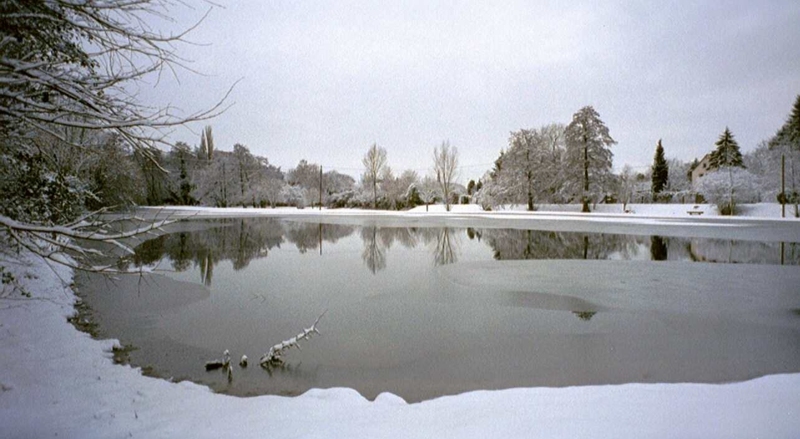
[145,1,800,181]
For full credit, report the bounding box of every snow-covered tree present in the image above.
[666,158,692,193]
[618,165,637,211]
[651,139,669,199]
[704,128,746,214]
[475,167,517,210]
[362,143,388,209]
[564,106,616,212]
[246,176,284,208]
[287,160,322,207]
[281,184,306,208]
[0,1,227,155]
[709,128,745,170]
[433,141,459,211]
[505,129,543,210]
[767,95,800,216]
[697,168,759,215]
[539,123,568,202]
[415,176,440,211]
[382,169,419,210]
[0,0,232,272]
[192,152,237,207]
[497,124,566,210]
[169,142,196,205]
[770,95,800,149]
[323,170,356,206]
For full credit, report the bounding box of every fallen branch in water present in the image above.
[204,349,233,382]
[204,349,231,371]
[260,311,326,367]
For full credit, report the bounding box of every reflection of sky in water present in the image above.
[80,219,800,402]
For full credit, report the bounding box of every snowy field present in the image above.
[2,206,800,438]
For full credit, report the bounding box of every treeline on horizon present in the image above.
[2,97,799,224]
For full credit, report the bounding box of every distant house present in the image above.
[691,153,713,187]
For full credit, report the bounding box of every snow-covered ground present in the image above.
[410,202,794,218]
[141,202,797,220]
[2,207,800,438]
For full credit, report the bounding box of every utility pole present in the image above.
[319,166,323,211]
[781,154,786,218]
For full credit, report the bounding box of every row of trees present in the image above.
[2,0,799,238]
[472,96,800,216]
[476,106,616,212]
[360,141,461,211]
[642,95,800,215]
[85,132,467,213]
[3,98,795,225]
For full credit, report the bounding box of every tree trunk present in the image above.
[527,171,534,211]
[582,141,590,213]
[222,163,227,208]
[728,166,734,215]
[583,235,589,259]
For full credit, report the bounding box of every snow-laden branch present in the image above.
[0,212,179,274]
[260,311,326,367]
[0,0,237,154]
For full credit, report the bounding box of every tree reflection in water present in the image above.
[128,221,800,284]
[285,222,356,254]
[480,229,632,261]
[572,311,597,321]
[650,236,668,261]
[433,228,459,266]
[127,219,355,286]
[357,226,461,272]
[360,226,387,274]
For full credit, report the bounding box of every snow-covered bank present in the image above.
[136,203,800,243]
[2,248,800,437]
[410,202,796,218]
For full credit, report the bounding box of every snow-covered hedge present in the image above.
[697,168,759,215]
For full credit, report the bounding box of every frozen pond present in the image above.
[76,217,800,402]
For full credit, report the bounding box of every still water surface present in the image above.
[77,218,800,402]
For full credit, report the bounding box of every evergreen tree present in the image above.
[770,95,800,149]
[790,95,800,145]
[651,139,669,198]
[198,129,208,160]
[766,95,800,217]
[204,126,215,160]
[467,180,476,196]
[709,127,744,169]
[564,106,616,212]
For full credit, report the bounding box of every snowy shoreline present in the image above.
[2,209,800,438]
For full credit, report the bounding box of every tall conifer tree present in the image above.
[651,139,669,198]
[770,95,800,149]
[709,127,744,169]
